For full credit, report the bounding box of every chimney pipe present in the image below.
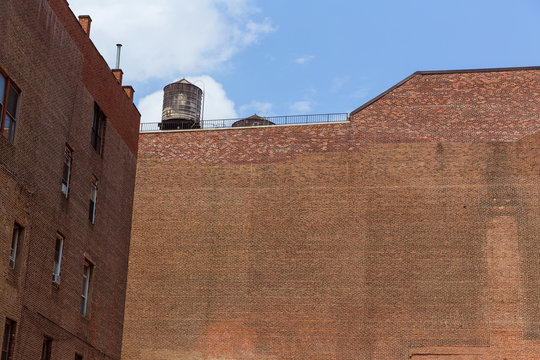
[115,44,122,69]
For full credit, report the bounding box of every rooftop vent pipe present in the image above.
[115,44,122,69]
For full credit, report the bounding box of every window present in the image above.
[90,103,105,154]
[0,71,20,143]
[1,319,16,360]
[40,337,52,360]
[80,260,93,316]
[52,234,64,284]
[75,354,83,360]
[61,146,73,197]
[8,223,23,270]
[89,177,98,224]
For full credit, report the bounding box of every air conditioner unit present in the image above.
[52,273,61,284]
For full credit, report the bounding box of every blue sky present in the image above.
[67,0,540,123]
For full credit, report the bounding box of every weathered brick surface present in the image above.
[351,69,540,143]
[123,69,540,359]
[0,0,139,359]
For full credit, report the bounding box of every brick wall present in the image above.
[350,68,540,143]
[47,0,140,156]
[0,0,139,359]
[123,68,539,359]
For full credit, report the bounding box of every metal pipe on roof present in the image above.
[115,44,122,69]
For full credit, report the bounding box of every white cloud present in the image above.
[294,55,315,64]
[192,75,237,120]
[137,91,164,124]
[241,19,276,46]
[67,0,276,83]
[238,101,273,116]
[290,100,312,113]
[137,75,237,124]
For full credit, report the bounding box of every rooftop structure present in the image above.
[160,78,203,130]
[232,114,275,127]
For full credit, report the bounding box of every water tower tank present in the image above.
[232,114,275,127]
[160,78,203,130]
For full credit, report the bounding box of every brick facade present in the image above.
[123,69,539,359]
[0,0,139,359]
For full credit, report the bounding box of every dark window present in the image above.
[8,224,23,270]
[89,177,98,224]
[75,354,83,360]
[90,103,105,154]
[1,319,16,360]
[52,235,64,284]
[80,260,93,316]
[0,71,20,144]
[40,337,52,360]
[61,146,73,197]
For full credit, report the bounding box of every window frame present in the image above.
[89,177,98,224]
[40,337,52,360]
[8,223,23,271]
[61,145,73,198]
[0,69,20,144]
[80,260,94,317]
[90,103,105,154]
[52,234,64,285]
[1,318,16,360]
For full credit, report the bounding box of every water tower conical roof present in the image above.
[173,78,193,85]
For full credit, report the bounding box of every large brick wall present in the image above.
[0,0,139,359]
[123,68,539,359]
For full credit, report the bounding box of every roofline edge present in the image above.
[350,65,540,117]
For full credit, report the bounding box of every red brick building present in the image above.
[123,68,540,359]
[0,0,139,359]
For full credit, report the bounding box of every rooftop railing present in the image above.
[140,113,349,132]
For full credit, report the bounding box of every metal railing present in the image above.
[140,113,349,132]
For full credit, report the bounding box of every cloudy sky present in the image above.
[67,0,540,124]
